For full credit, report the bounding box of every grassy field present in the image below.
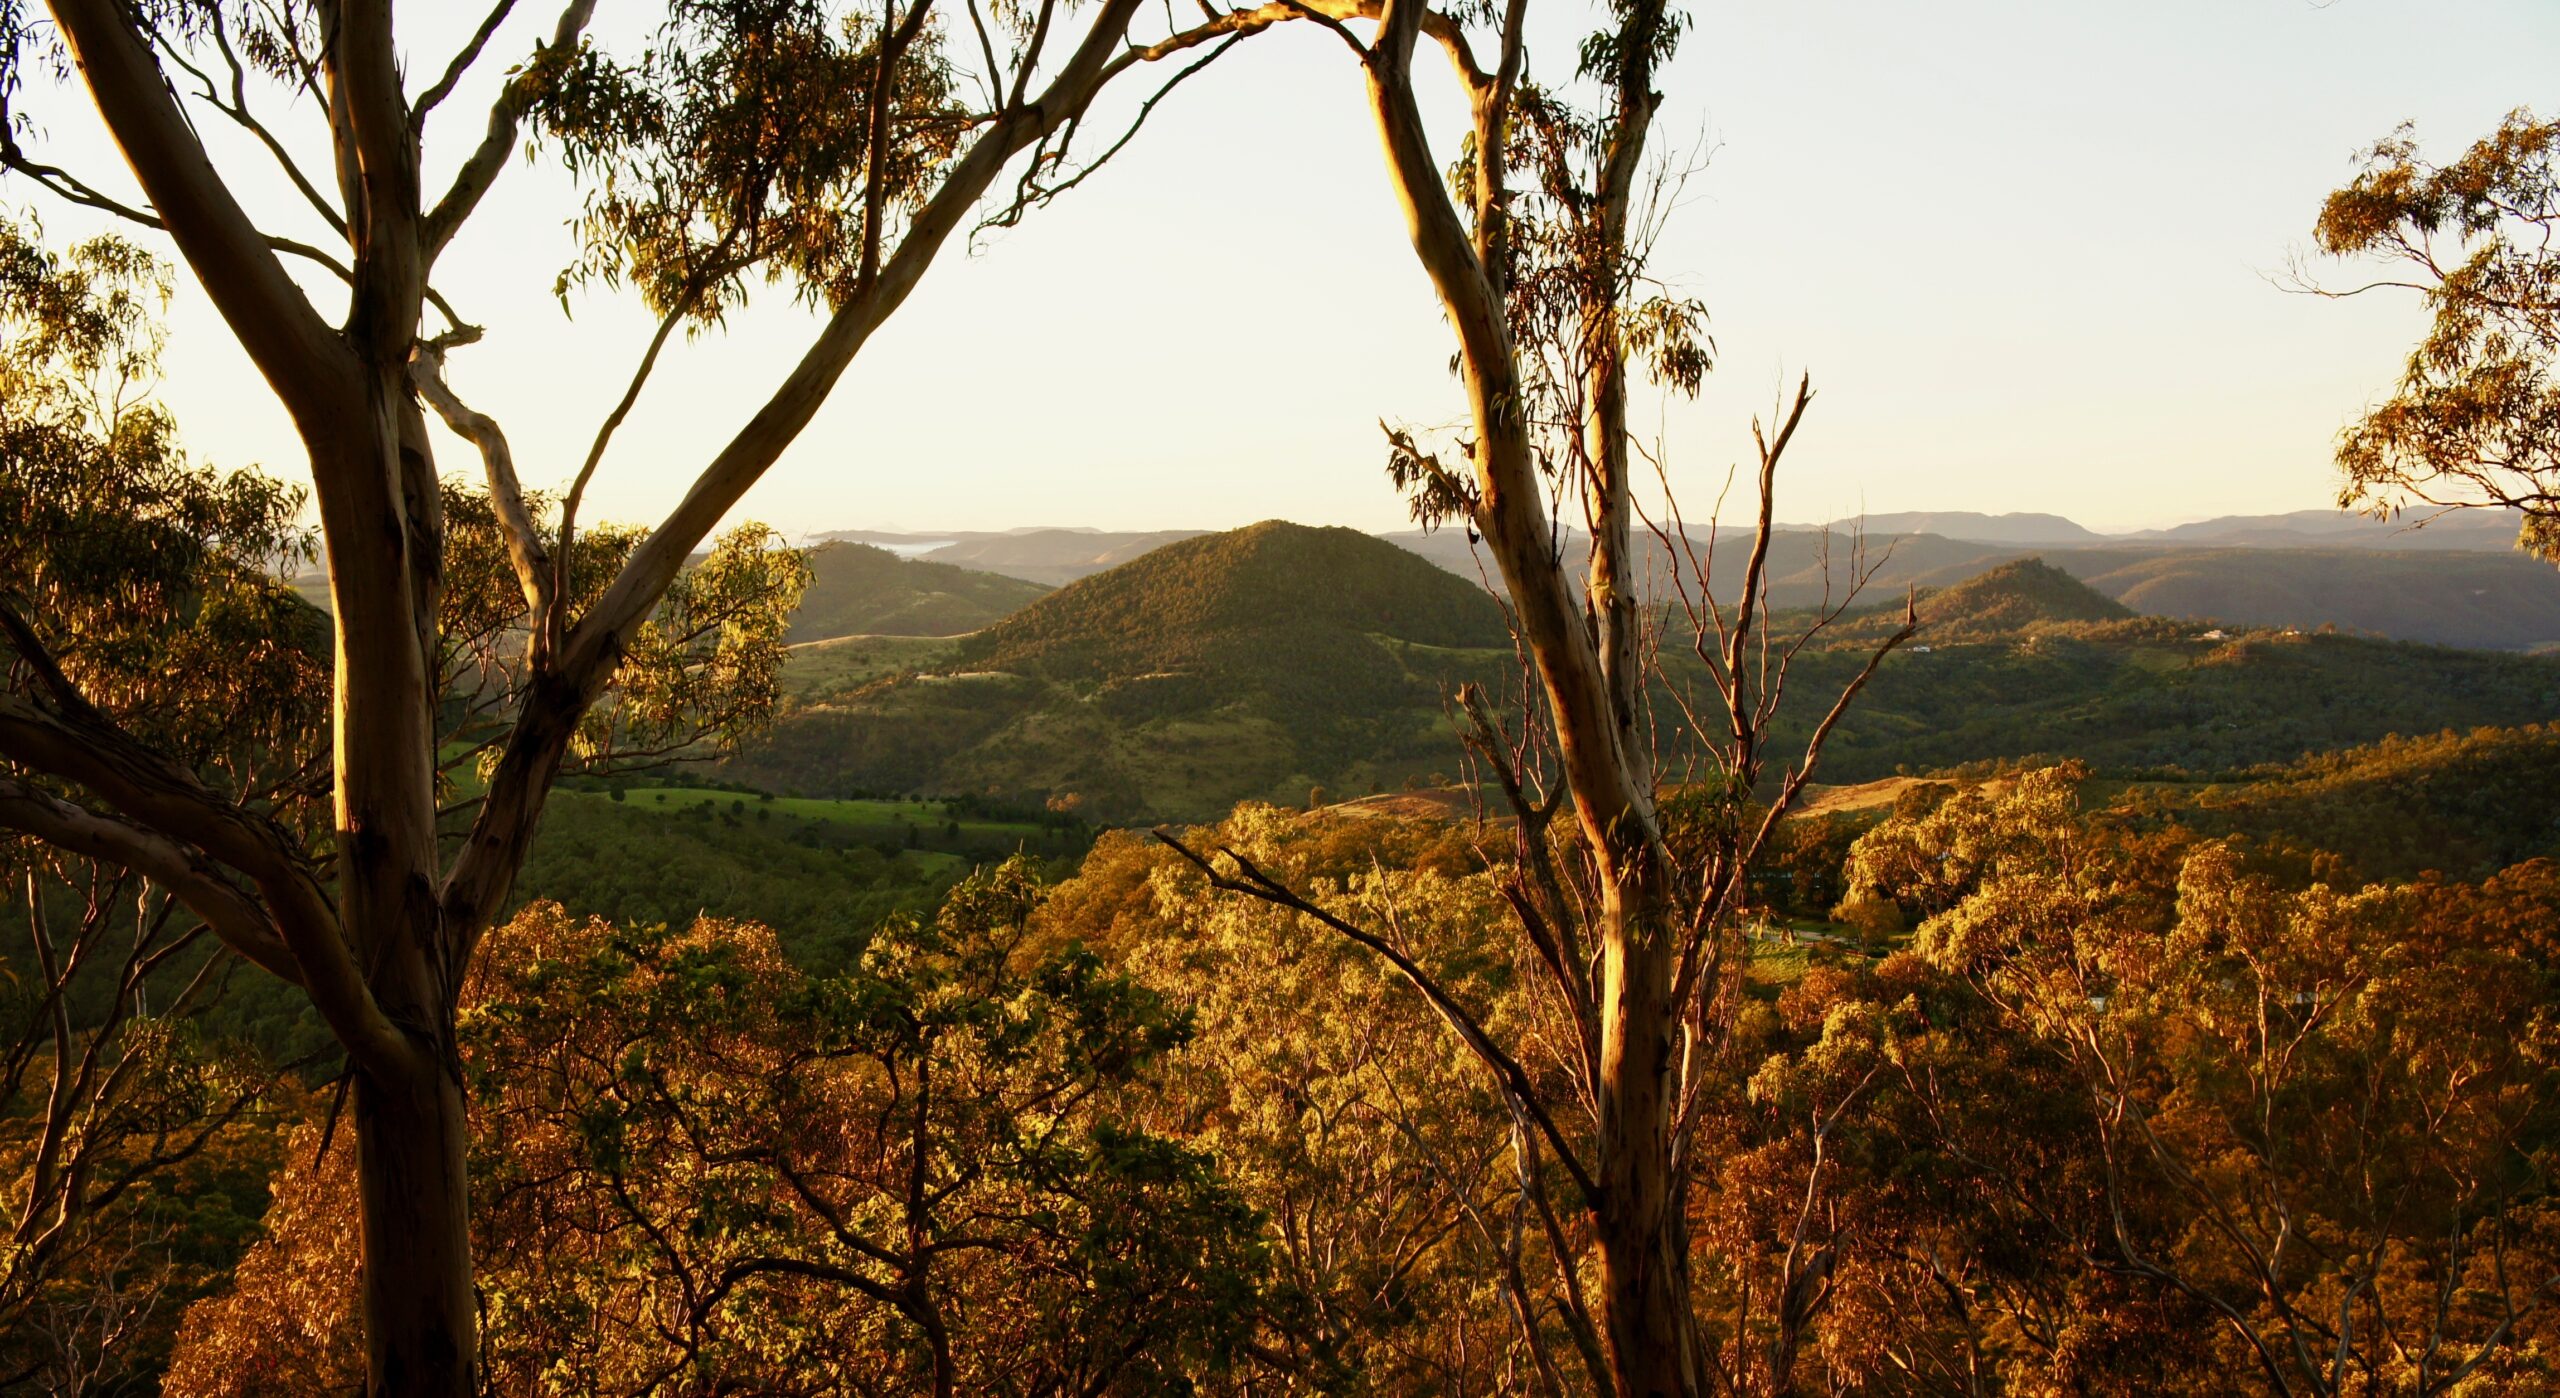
[782,634,961,699]
[612,786,1056,871]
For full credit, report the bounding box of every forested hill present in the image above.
[953,520,1509,683]
[1385,526,2560,651]
[1836,556,2134,644]
[726,523,1516,820]
[784,541,1049,641]
[727,516,2560,822]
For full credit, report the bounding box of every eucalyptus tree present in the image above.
[2316,109,2560,563]
[0,0,1297,1391]
[0,220,317,1385]
[1164,0,1910,1391]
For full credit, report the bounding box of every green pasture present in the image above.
[621,786,1040,839]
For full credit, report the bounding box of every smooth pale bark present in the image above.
[1358,0,1701,1389]
[1593,894,1699,1396]
[12,2,1285,1392]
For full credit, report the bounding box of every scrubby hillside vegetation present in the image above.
[782,541,1048,640]
[723,522,1517,818]
[1836,555,2132,644]
[1389,525,2560,650]
[722,530,2560,822]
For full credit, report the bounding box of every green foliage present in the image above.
[2123,722,2560,880]
[1732,770,2560,1393]
[509,789,957,971]
[0,218,326,799]
[1756,627,2560,784]
[2318,108,2560,560]
[1066,806,1564,1387]
[532,0,964,317]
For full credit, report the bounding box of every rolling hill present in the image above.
[784,541,1048,641]
[2034,548,2560,652]
[810,506,2560,650]
[1836,556,2134,644]
[1789,622,2560,782]
[954,521,1507,691]
[820,528,1207,586]
[727,523,1516,820]
[1385,526,2560,651]
[725,518,2560,823]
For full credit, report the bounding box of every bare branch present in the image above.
[422,0,600,261]
[42,0,358,422]
[413,0,523,124]
[0,779,298,985]
[410,335,553,641]
[0,695,406,1077]
[1152,829,1603,1208]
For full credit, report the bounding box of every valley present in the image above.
[701,522,2560,824]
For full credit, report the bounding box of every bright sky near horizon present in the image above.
[15,0,2560,537]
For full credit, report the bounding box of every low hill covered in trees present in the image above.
[726,522,1517,819]
[1836,556,2134,645]
[783,541,1049,640]
[1390,526,2560,650]
[723,522,2560,821]
[954,519,1508,692]
[1784,624,2560,782]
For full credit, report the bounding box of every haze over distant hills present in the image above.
[805,507,2556,651]
[1824,507,2528,552]
[739,520,2560,822]
[785,542,1049,641]
[818,527,1204,587]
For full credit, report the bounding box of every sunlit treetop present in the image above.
[2317,108,2560,563]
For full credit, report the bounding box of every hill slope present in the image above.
[2121,723,2560,881]
[1385,528,2560,651]
[785,542,1048,641]
[2041,548,2560,652]
[958,520,1507,683]
[1787,627,2560,783]
[1838,557,2133,644]
[731,523,1514,820]
[728,523,2560,822]
[833,529,1209,586]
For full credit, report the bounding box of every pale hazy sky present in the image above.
[17,0,2560,535]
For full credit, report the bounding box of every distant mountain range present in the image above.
[730,521,2560,822]
[785,542,1048,641]
[288,507,2558,652]
[814,508,2556,650]
[817,528,1205,587]
[1820,508,2527,551]
[828,508,2530,579]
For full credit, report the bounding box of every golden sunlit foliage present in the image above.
[2319,109,2560,562]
